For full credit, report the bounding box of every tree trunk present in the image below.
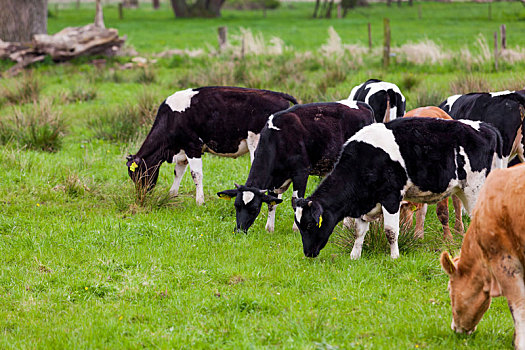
[313,0,321,17]
[171,0,225,17]
[325,0,335,18]
[94,0,105,28]
[0,0,47,42]
[153,0,160,9]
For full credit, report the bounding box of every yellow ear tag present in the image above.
[317,216,323,228]
[270,201,277,206]
[446,252,456,267]
[411,204,417,212]
[219,194,231,200]
[130,162,138,172]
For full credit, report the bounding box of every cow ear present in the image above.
[261,194,283,206]
[217,189,238,200]
[126,155,133,161]
[311,201,324,227]
[440,251,457,275]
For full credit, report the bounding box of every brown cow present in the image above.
[402,106,463,239]
[440,164,525,349]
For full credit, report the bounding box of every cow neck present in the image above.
[245,142,278,190]
[310,174,357,224]
[456,223,490,282]
[136,126,171,166]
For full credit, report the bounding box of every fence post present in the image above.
[218,26,228,53]
[418,4,422,19]
[494,31,499,71]
[368,22,372,52]
[501,24,506,50]
[118,3,124,19]
[383,18,391,69]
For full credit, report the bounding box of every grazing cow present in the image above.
[293,118,502,259]
[402,106,464,239]
[126,86,297,205]
[439,89,525,166]
[348,79,406,123]
[440,164,525,349]
[217,101,375,233]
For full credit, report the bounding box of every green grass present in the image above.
[1,2,523,348]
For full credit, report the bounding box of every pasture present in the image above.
[1,1,523,348]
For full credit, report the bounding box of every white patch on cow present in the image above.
[390,106,397,122]
[347,123,406,169]
[268,114,280,131]
[169,150,188,197]
[203,140,248,158]
[295,207,304,223]
[361,81,405,104]
[361,203,382,222]
[456,146,487,214]
[337,99,359,109]
[490,90,514,97]
[165,88,199,112]
[188,157,204,205]
[292,190,298,199]
[348,83,363,100]
[242,191,255,205]
[458,119,481,131]
[444,94,462,110]
[247,131,260,163]
[265,193,282,232]
[382,206,400,259]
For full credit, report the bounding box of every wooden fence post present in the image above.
[368,22,372,52]
[494,31,499,71]
[383,18,391,69]
[418,4,422,19]
[337,4,342,18]
[218,26,227,53]
[118,3,124,19]
[501,24,506,50]
[488,2,492,21]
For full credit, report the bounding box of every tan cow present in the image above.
[402,106,463,239]
[440,164,525,349]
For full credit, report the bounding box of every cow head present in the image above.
[217,184,282,233]
[292,198,335,258]
[126,154,160,191]
[440,251,495,335]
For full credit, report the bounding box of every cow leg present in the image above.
[414,203,427,239]
[291,175,308,232]
[246,131,260,164]
[452,195,464,235]
[265,192,282,233]
[350,218,369,260]
[187,157,204,205]
[436,198,453,240]
[382,207,400,259]
[490,257,525,350]
[169,151,188,197]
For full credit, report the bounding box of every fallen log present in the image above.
[1,24,126,75]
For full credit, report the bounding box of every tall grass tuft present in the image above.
[450,75,491,94]
[135,67,156,84]
[2,72,41,105]
[333,219,422,256]
[413,86,447,107]
[89,104,143,142]
[0,101,66,152]
[66,86,98,103]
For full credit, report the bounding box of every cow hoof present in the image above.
[390,251,400,259]
[350,250,361,260]
[265,224,275,233]
[196,197,205,205]
[292,222,299,231]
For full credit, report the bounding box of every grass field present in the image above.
[1,1,524,348]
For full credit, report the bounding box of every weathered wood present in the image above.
[0,24,126,74]
[218,26,227,52]
[94,0,105,28]
[501,24,506,49]
[368,22,372,51]
[383,18,391,68]
[337,4,342,18]
[119,3,124,19]
[0,0,48,42]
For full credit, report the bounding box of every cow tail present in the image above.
[383,94,391,123]
[278,92,299,105]
[490,123,504,169]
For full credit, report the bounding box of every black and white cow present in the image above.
[217,100,375,233]
[293,118,502,259]
[126,86,297,204]
[439,89,525,166]
[348,79,406,123]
